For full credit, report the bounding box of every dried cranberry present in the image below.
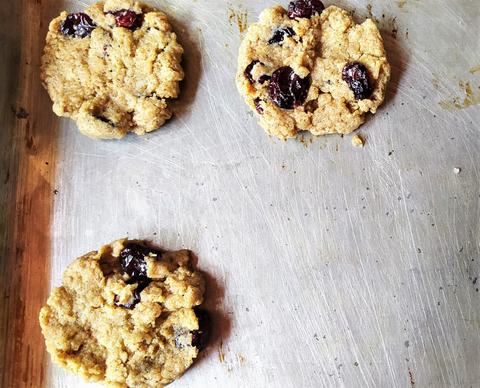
[254,98,264,114]
[119,243,162,280]
[268,66,311,109]
[96,115,114,126]
[304,99,318,113]
[111,9,143,30]
[258,75,271,84]
[342,62,372,100]
[288,0,325,19]
[191,309,210,350]
[268,27,296,45]
[60,13,97,38]
[114,279,152,309]
[244,60,260,84]
[244,61,270,85]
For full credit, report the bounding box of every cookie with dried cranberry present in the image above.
[236,2,391,140]
[39,239,209,387]
[41,0,184,139]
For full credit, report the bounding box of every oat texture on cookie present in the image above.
[39,239,209,388]
[236,1,391,140]
[41,0,184,139]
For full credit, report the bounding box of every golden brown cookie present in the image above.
[39,239,209,387]
[41,0,184,139]
[236,1,391,140]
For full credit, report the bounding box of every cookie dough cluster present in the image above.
[236,1,391,139]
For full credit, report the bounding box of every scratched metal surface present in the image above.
[40,0,480,387]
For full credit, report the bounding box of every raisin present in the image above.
[268,66,311,109]
[244,61,270,85]
[119,243,162,280]
[110,9,143,30]
[258,75,271,84]
[342,62,372,100]
[268,27,296,45]
[304,99,318,113]
[60,13,97,38]
[191,309,210,350]
[173,309,210,350]
[288,0,325,19]
[254,98,264,114]
[114,279,152,309]
[244,60,260,84]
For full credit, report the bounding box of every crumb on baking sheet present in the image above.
[352,134,365,148]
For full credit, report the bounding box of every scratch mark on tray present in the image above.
[408,368,415,387]
[398,172,454,385]
[342,187,398,385]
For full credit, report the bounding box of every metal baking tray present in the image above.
[1,0,479,386]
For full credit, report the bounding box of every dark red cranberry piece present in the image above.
[111,9,143,30]
[60,13,97,38]
[258,75,271,84]
[342,62,372,100]
[114,279,152,309]
[119,243,162,280]
[96,115,114,126]
[244,60,260,84]
[268,27,296,45]
[304,99,318,113]
[191,309,210,350]
[268,66,311,109]
[288,0,325,19]
[254,98,264,114]
[245,61,270,84]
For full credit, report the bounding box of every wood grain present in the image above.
[0,0,58,386]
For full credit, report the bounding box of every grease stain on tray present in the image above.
[397,0,420,9]
[228,6,248,34]
[218,341,226,363]
[469,64,480,74]
[439,81,480,110]
[296,133,314,147]
[217,341,247,371]
[236,353,247,364]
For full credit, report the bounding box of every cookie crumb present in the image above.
[352,134,365,148]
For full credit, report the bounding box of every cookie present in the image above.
[39,239,209,387]
[236,1,391,140]
[41,0,184,139]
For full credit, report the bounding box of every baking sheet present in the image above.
[1,0,480,387]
